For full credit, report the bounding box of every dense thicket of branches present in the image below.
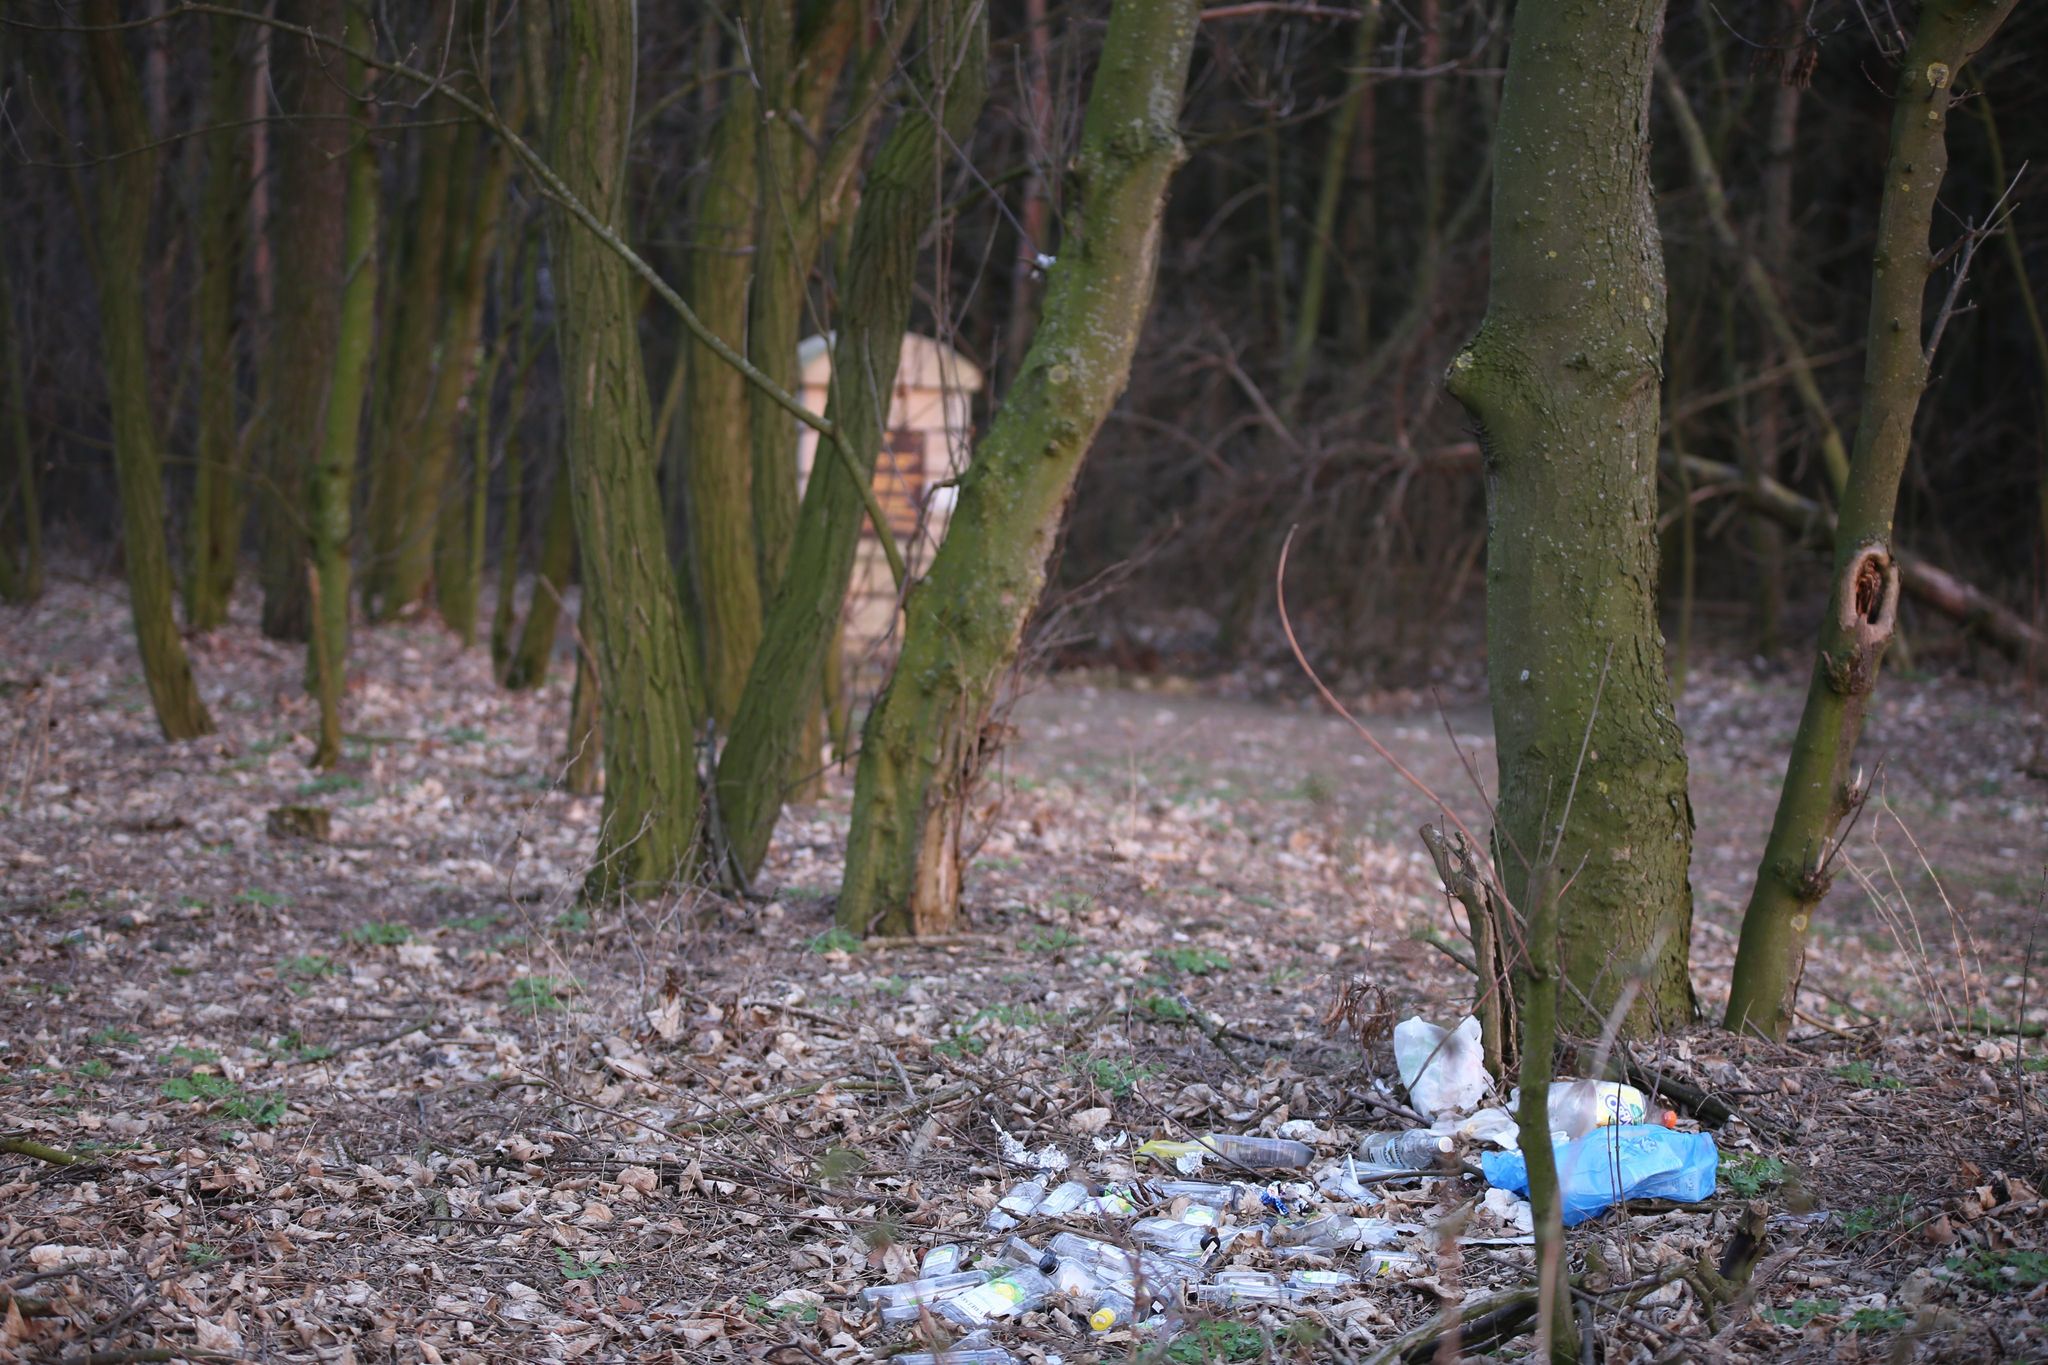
[2,0,2042,671]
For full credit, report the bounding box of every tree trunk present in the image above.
[81,0,214,741]
[0,246,40,605]
[310,40,378,769]
[713,0,990,883]
[541,0,703,898]
[185,12,246,632]
[502,459,576,691]
[566,620,602,797]
[258,1,354,643]
[1443,0,1693,1038]
[836,0,1200,938]
[1724,0,2018,1041]
[681,76,764,730]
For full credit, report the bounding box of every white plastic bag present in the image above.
[1392,1016,1490,1117]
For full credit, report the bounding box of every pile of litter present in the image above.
[858,1017,1719,1362]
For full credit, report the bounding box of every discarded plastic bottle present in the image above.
[1137,1133,1315,1169]
[1033,1179,1092,1217]
[1357,1129,1453,1169]
[936,1264,1056,1326]
[1089,1289,1139,1332]
[1082,1185,1141,1217]
[893,1332,1019,1365]
[921,1244,966,1277]
[997,1178,1047,1213]
[1361,1248,1425,1275]
[1045,1232,1193,1294]
[999,1236,1055,1272]
[1268,1213,1382,1250]
[1131,1216,1222,1256]
[862,1271,992,1309]
[1192,1274,1304,1306]
[1145,1178,1242,1207]
[1286,1269,1357,1293]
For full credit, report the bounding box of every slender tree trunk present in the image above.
[1001,0,1054,392]
[1976,97,2048,623]
[260,0,351,642]
[186,13,246,632]
[81,0,214,741]
[541,0,703,897]
[837,0,1200,938]
[0,250,40,604]
[1722,7,2019,1036]
[1284,1,1380,402]
[310,62,379,769]
[713,0,990,883]
[1443,0,1693,1038]
[502,460,575,691]
[566,621,602,796]
[1747,14,1806,652]
[682,75,764,730]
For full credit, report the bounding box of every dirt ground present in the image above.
[2,578,2045,1364]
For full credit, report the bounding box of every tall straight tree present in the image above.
[260,0,352,642]
[540,0,703,897]
[79,0,213,740]
[1443,0,1692,1037]
[714,0,989,882]
[185,12,247,632]
[1724,0,2018,1041]
[836,0,1203,937]
[309,8,378,769]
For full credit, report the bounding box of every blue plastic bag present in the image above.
[1480,1125,1718,1225]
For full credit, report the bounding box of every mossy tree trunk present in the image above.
[308,19,377,769]
[0,246,40,604]
[1442,0,1693,1038]
[714,0,989,882]
[80,0,213,740]
[501,459,576,691]
[541,0,703,897]
[1724,0,2018,1041]
[185,12,247,632]
[837,0,1201,937]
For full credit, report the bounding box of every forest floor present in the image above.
[2,577,2046,1364]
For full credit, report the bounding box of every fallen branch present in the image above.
[1664,451,2044,663]
[1,1135,89,1166]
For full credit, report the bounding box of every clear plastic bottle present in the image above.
[1361,1248,1425,1275]
[1045,1232,1192,1295]
[936,1264,1057,1326]
[1033,1179,1092,1217]
[1192,1273,1304,1306]
[1286,1268,1357,1293]
[1269,1214,1371,1250]
[921,1244,966,1277]
[997,1178,1047,1213]
[1545,1080,1648,1140]
[998,1236,1055,1271]
[1144,1178,1242,1207]
[862,1270,991,1309]
[1138,1134,1315,1169]
[1088,1289,1139,1332]
[1357,1129,1454,1169]
[892,1332,1019,1365]
[1131,1216,1221,1256]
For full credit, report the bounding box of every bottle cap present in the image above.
[1090,1305,1118,1331]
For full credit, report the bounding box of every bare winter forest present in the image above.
[1,1,2045,1363]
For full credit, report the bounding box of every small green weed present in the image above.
[1719,1153,1786,1199]
[1168,1319,1266,1362]
[554,1249,615,1281]
[1083,1056,1160,1098]
[807,927,862,954]
[815,1146,870,1185]
[1764,1298,1841,1328]
[278,954,337,980]
[1839,1195,1910,1239]
[1264,964,1306,989]
[1946,1249,2048,1293]
[1844,1306,1910,1332]
[445,911,502,932]
[1830,1060,1905,1091]
[442,726,488,744]
[160,1073,288,1127]
[77,1059,112,1079]
[1138,993,1190,1022]
[344,922,412,947]
[1022,927,1083,953]
[158,1044,220,1067]
[553,908,594,933]
[237,887,290,908]
[1152,946,1232,976]
[875,975,910,998]
[1050,890,1096,913]
[742,1291,820,1323]
[295,772,362,797]
[89,1027,140,1048]
[508,976,570,1015]
[184,1244,225,1268]
[262,1031,334,1063]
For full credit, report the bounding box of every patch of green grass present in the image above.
[158,1044,220,1067]
[1830,1060,1905,1091]
[295,772,362,797]
[1718,1153,1786,1199]
[344,922,412,947]
[554,1249,615,1282]
[1764,1298,1841,1328]
[237,887,290,908]
[552,908,594,934]
[261,1031,334,1063]
[278,953,337,980]
[508,976,571,1015]
[1137,993,1190,1023]
[89,1027,140,1048]
[807,926,862,955]
[780,885,833,903]
[1167,1319,1266,1362]
[160,1073,288,1127]
[444,911,502,932]
[1152,946,1232,976]
[1844,1306,1910,1333]
[77,1058,112,1079]
[1022,927,1083,953]
[1946,1249,2048,1293]
[184,1243,225,1268]
[974,854,1026,871]
[1263,964,1306,989]
[742,1291,820,1323]
[442,726,488,745]
[875,975,910,999]
[1050,890,1096,914]
[1082,1056,1161,1098]
[1839,1195,1910,1239]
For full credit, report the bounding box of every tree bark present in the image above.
[185,12,247,632]
[502,460,576,691]
[310,48,378,769]
[713,0,989,883]
[541,0,703,898]
[1724,0,2019,1042]
[1443,0,1693,1038]
[81,0,214,740]
[0,246,40,604]
[1284,0,1379,402]
[836,0,1200,938]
